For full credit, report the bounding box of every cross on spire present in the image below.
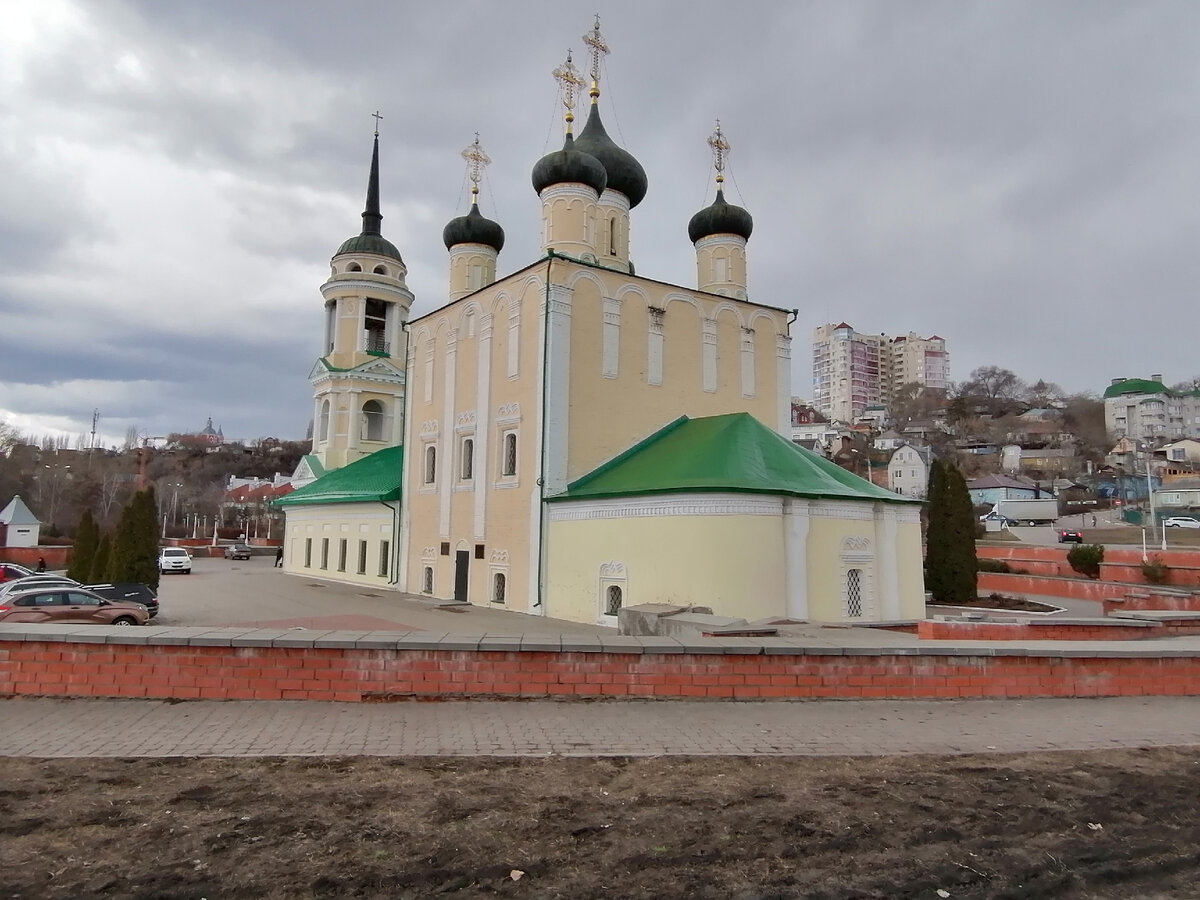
[582,14,609,100]
[707,119,731,186]
[371,110,383,137]
[552,49,584,130]
[460,133,491,202]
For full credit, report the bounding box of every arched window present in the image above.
[361,400,385,442]
[502,432,517,477]
[608,218,617,256]
[373,264,388,275]
[319,400,330,442]
[347,262,362,272]
[605,584,623,616]
[492,572,506,604]
[425,445,437,484]
[423,566,433,593]
[846,569,863,618]
[461,438,474,480]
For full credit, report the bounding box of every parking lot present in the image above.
[151,555,610,634]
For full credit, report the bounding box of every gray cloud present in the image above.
[3,0,1199,444]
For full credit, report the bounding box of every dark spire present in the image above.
[361,134,383,237]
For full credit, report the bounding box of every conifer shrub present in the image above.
[1141,556,1171,585]
[924,461,978,605]
[1066,544,1104,579]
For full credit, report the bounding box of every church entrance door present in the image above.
[454,550,470,603]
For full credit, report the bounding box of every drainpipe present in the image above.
[534,252,554,610]
[378,500,400,585]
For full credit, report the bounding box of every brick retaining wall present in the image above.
[977,571,1132,601]
[3,628,1200,702]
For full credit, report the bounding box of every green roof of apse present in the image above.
[552,412,917,504]
[275,446,402,507]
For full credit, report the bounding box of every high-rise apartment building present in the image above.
[812,324,949,422]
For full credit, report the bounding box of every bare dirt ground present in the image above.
[4,749,1200,899]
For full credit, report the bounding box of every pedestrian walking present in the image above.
[274,546,284,568]
[36,556,46,574]
[1092,514,1097,528]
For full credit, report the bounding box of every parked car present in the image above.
[0,586,150,626]
[1058,529,1084,543]
[224,543,253,560]
[1164,517,1200,529]
[0,575,78,600]
[0,575,158,617]
[159,547,192,574]
[0,563,34,583]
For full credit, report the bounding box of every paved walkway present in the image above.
[4,696,1200,758]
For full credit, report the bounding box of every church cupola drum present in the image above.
[688,121,752,299]
[533,49,608,260]
[445,134,505,301]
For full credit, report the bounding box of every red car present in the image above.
[0,563,34,583]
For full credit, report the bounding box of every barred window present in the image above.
[425,445,437,484]
[492,573,506,604]
[502,432,517,477]
[605,584,623,616]
[423,566,433,593]
[846,569,863,618]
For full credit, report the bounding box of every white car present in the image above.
[1164,517,1200,529]
[159,547,193,574]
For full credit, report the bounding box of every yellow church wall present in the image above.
[545,505,787,625]
[893,520,927,619]
[402,270,547,613]
[561,260,787,484]
[282,502,397,586]
[803,515,884,622]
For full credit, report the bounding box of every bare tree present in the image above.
[124,426,141,452]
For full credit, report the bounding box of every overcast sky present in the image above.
[2,1,1197,447]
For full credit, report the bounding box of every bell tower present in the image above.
[311,114,412,470]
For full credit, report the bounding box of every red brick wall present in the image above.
[1103,591,1200,615]
[978,546,1200,586]
[4,641,1200,702]
[977,571,1132,601]
[0,547,72,568]
[919,619,1200,640]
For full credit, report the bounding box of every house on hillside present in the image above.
[887,443,933,499]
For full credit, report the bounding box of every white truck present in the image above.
[993,497,1059,526]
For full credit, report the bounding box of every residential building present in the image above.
[887,443,933,498]
[1104,376,1200,442]
[811,324,949,422]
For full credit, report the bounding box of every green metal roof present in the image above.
[335,233,404,262]
[1103,378,1171,399]
[275,446,402,507]
[301,454,325,478]
[552,413,917,504]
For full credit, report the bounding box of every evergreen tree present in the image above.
[944,465,979,604]
[107,488,161,590]
[90,533,112,584]
[923,460,948,602]
[67,509,99,582]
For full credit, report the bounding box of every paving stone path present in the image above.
[4,695,1200,757]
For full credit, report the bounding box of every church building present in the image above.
[279,20,926,625]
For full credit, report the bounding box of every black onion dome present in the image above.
[442,203,505,253]
[688,189,753,244]
[532,133,607,197]
[574,104,648,208]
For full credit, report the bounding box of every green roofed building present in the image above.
[544,413,927,625]
[1104,376,1200,443]
[276,446,402,583]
